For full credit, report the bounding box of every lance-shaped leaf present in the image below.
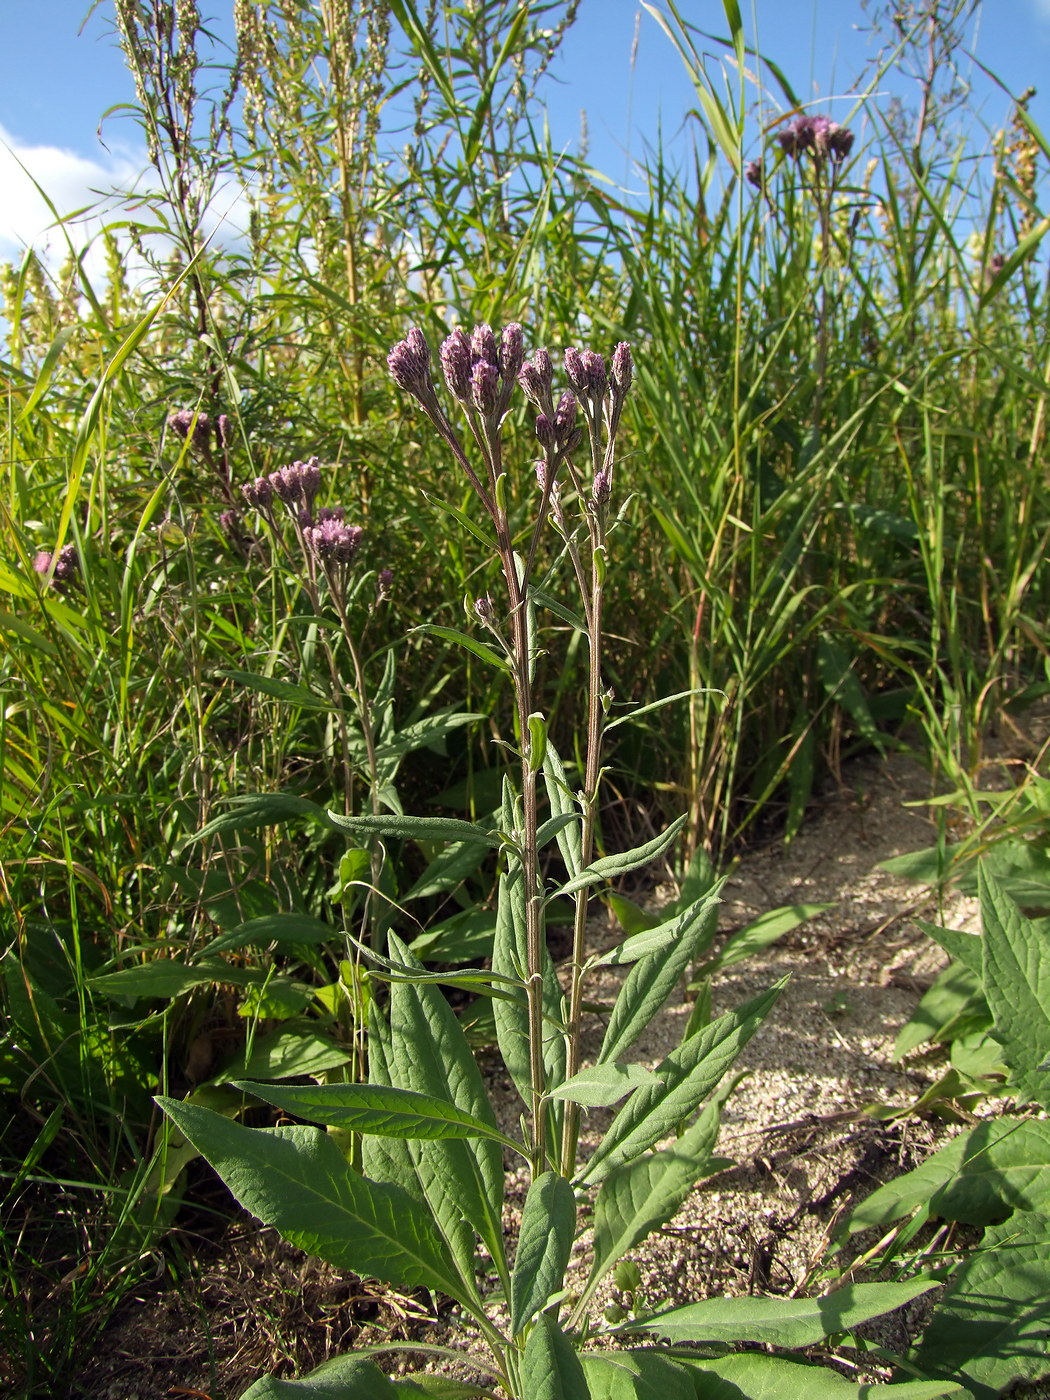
[553,816,688,900]
[631,1277,939,1347]
[980,865,1050,1107]
[581,1095,723,1312]
[548,1062,657,1108]
[510,1171,575,1335]
[156,1097,467,1303]
[230,1081,523,1155]
[412,624,511,674]
[240,1353,404,1397]
[385,933,508,1284]
[521,1313,589,1400]
[542,740,583,878]
[599,887,723,1065]
[672,1352,964,1398]
[580,1349,699,1400]
[201,912,336,956]
[582,981,785,1183]
[327,811,502,846]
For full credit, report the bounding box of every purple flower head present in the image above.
[242,476,273,510]
[564,347,607,403]
[497,323,525,384]
[216,414,233,448]
[611,342,633,400]
[168,408,212,452]
[388,328,433,396]
[470,323,497,369]
[534,413,556,450]
[471,360,499,415]
[473,594,494,622]
[778,113,853,163]
[519,349,554,413]
[304,518,364,565]
[376,568,393,600]
[592,469,612,506]
[827,123,854,161]
[554,390,578,446]
[316,505,346,525]
[563,346,587,395]
[745,159,764,189]
[440,328,473,402]
[34,542,79,587]
[269,457,322,511]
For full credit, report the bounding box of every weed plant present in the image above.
[0,0,1048,1391]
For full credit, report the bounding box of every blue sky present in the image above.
[1,1,1048,268]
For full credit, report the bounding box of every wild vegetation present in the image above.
[2,0,1049,1396]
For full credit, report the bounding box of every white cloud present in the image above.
[0,123,253,293]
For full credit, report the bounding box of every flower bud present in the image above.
[470,322,497,368]
[498,322,525,384]
[242,476,273,509]
[388,329,432,395]
[611,341,633,399]
[440,328,472,401]
[471,361,499,415]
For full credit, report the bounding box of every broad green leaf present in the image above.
[632,1278,938,1346]
[842,1118,1050,1237]
[555,816,688,899]
[674,1352,963,1398]
[548,1061,657,1108]
[605,893,662,938]
[585,1098,722,1304]
[240,1354,404,1397]
[580,1349,698,1400]
[914,1210,1050,1398]
[916,918,983,975]
[328,811,501,846]
[186,793,336,843]
[894,961,984,1060]
[510,1171,575,1335]
[202,913,337,956]
[521,1313,589,1400]
[585,981,784,1184]
[230,1081,521,1153]
[216,668,334,711]
[702,902,831,975]
[156,1098,467,1303]
[222,1030,351,1081]
[599,885,724,1066]
[385,933,508,1285]
[980,865,1050,1105]
[90,959,261,1000]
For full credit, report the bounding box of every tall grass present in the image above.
[1,0,1048,1390]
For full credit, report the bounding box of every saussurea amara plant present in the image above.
[159,326,962,1399]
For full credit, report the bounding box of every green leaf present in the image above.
[186,793,336,843]
[400,839,491,902]
[412,624,511,674]
[155,1098,467,1303]
[421,490,498,551]
[521,1313,589,1400]
[700,903,832,976]
[548,1062,657,1108]
[216,668,335,711]
[980,865,1050,1105]
[673,1352,963,1398]
[554,816,688,899]
[585,1098,722,1304]
[201,913,337,956]
[894,961,984,1060]
[327,811,501,846]
[542,741,583,879]
[585,982,787,1182]
[599,887,723,1066]
[510,1171,575,1335]
[842,1118,1050,1237]
[632,1278,938,1346]
[240,1354,404,1398]
[90,959,261,1000]
[372,710,486,764]
[385,934,508,1285]
[230,1081,521,1154]
[222,1030,351,1081]
[916,918,983,975]
[595,900,719,969]
[914,1210,1050,1398]
[580,1349,699,1400]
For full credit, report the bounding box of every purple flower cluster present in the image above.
[777,114,854,163]
[33,542,79,588]
[241,458,322,520]
[303,518,363,565]
[168,408,232,453]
